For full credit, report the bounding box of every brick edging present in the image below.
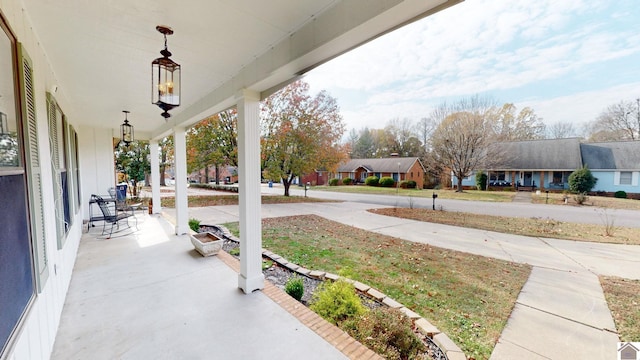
[215,226,467,360]
[216,250,381,359]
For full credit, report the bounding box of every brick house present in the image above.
[336,157,426,189]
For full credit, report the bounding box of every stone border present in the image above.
[217,226,467,360]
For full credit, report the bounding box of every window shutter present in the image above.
[633,172,639,187]
[613,172,620,186]
[18,43,49,292]
[47,94,66,247]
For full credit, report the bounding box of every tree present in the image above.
[490,103,546,141]
[262,80,348,196]
[429,96,502,192]
[158,136,173,186]
[352,127,376,158]
[431,111,496,192]
[588,100,639,141]
[568,166,597,193]
[187,109,238,184]
[114,141,150,197]
[415,117,436,155]
[547,121,577,139]
[384,118,423,157]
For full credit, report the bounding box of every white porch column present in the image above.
[173,126,189,235]
[237,89,265,293]
[149,140,162,214]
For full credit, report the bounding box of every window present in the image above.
[0,17,37,356]
[620,171,632,185]
[47,94,74,248]
[490,171,506,181]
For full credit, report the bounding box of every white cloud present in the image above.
[305,0,640,133]
[522,82,640,126]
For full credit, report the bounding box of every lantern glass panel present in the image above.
[152,58,180,107]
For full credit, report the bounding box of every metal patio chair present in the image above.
[91,194,137,238]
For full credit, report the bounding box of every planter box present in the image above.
[190,232,224,257]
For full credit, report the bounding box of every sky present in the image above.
[304,0,640,136]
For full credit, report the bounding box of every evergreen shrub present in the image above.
[379,177,395,187]
[309,280,367,325]
[364,176,379,186]
[284,276,304,301]
[614,190,627,199]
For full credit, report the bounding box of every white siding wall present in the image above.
[2,1,83,359]
[78,126,117,220]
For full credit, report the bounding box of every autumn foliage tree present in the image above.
[489,103,546,141]
[187,109,238,184]
[261,80,348,196]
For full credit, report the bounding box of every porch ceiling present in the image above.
[20,0,460,139]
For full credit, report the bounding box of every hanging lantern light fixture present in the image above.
[152,25,181,119]
[120,110,133,145]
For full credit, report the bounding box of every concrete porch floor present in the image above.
[51,214,352,360]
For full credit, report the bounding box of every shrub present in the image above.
[379,176,395,187]
[614,190,627,199]
[188,218,201,232]
[476,172,488,191]
[328,178,339,186]
[342,307,425,360]
[400,180,417,189]
[574,192,589,205]
[309,280,367,325]
[229,247,240,256]
[364,176,379,186]
[262,259,273,270]
[342,178,353,185]
[568,166,597,193]
[284,276,304,301]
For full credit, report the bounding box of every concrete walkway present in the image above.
[511,191,532,203]
[175,200,640,359]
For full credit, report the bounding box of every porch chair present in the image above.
[108,185,142,213]
[91,194,137,238]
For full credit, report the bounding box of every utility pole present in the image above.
[636,98,639,139]
[397,162,400,196]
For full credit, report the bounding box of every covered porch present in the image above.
[51,213,359,359]
[0,1,462,358]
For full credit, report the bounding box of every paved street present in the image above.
[263,184,640,228]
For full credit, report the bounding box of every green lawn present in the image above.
[223,215,530,359]
[312,186,515,202]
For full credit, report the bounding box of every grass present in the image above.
[369,208,640,245]
[531,192,640,210]
[600,276,640,341]
[160,195,336,208]
[313,186,516,202]
[223,215,531,360]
